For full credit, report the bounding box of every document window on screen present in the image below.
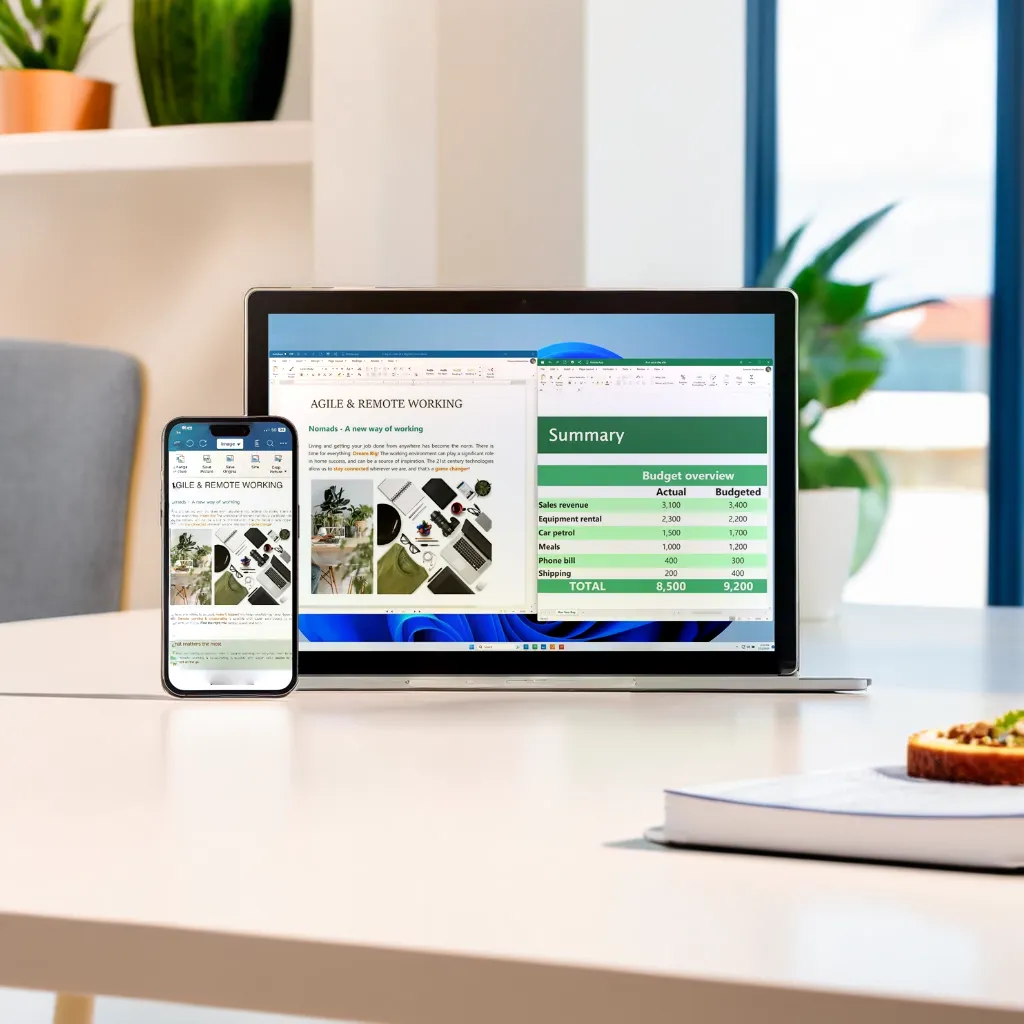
[267,313,776,653]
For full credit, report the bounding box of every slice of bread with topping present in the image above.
[908,711,1024,785]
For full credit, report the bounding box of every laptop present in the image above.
[245,289,868,692]
[441,519,492,586]
[256,554,291,602]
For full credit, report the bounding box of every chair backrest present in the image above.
[0,341,141,623]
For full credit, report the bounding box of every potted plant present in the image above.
[0,0,113,133]
[171,531,198,570]
[134,0,291,126]
[757,204,938,619]
[348,503,373,539]
[311,485,351,538]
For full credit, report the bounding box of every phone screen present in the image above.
[164,419,296,694]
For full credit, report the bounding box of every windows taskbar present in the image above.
[299,641,775,652]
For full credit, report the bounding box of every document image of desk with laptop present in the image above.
[265,312,779,652]
[376,475,495,597]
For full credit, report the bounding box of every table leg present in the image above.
[328,566,338,593]
[53,994,94,1024]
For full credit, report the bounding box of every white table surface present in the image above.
[0,607,1022,1023]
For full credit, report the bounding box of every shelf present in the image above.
[0,120,312,176]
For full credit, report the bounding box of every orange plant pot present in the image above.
[0,69,114,133]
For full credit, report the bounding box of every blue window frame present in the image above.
[989,0,1024,605]
[744,0,777,288]
[750,0,1010,604]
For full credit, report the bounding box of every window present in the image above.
[777,0,996,607]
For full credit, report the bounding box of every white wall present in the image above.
[313,0,746,290]
[436,0,585,287]
[312,0,585,288]
[585,0,747,287]
[312,0,438,285]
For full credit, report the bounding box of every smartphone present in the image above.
[162,417,298,697]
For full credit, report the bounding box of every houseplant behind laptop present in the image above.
[757,204,938,619]
[0,0,112,132]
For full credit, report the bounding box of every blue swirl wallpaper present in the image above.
[284,322,772,647]
[299,610,729,644]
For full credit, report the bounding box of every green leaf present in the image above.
[797,370,819,409]
[798,428,871,490]
[823,338,885,403]
[39,0,96,71]
[863,297,943,322]
[76,0,101,62]
[0,1,45,67]
[808,455,869,490]
[18,0,42,29]
[756,221,807,288]
[790,265,824,305]
[826,368,883,408]
[804,334,885,409]
[822,280,873,325]
[811,204,896,277]
[993,710,1024,736]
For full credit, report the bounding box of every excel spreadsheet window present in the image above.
[536,360,773,622]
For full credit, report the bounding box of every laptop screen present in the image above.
[267,313,775,653]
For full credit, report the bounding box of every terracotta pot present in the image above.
[0,69,114,133]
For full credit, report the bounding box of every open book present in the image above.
[646,766,1024,871]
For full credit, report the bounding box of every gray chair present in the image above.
[0,341,141,624]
